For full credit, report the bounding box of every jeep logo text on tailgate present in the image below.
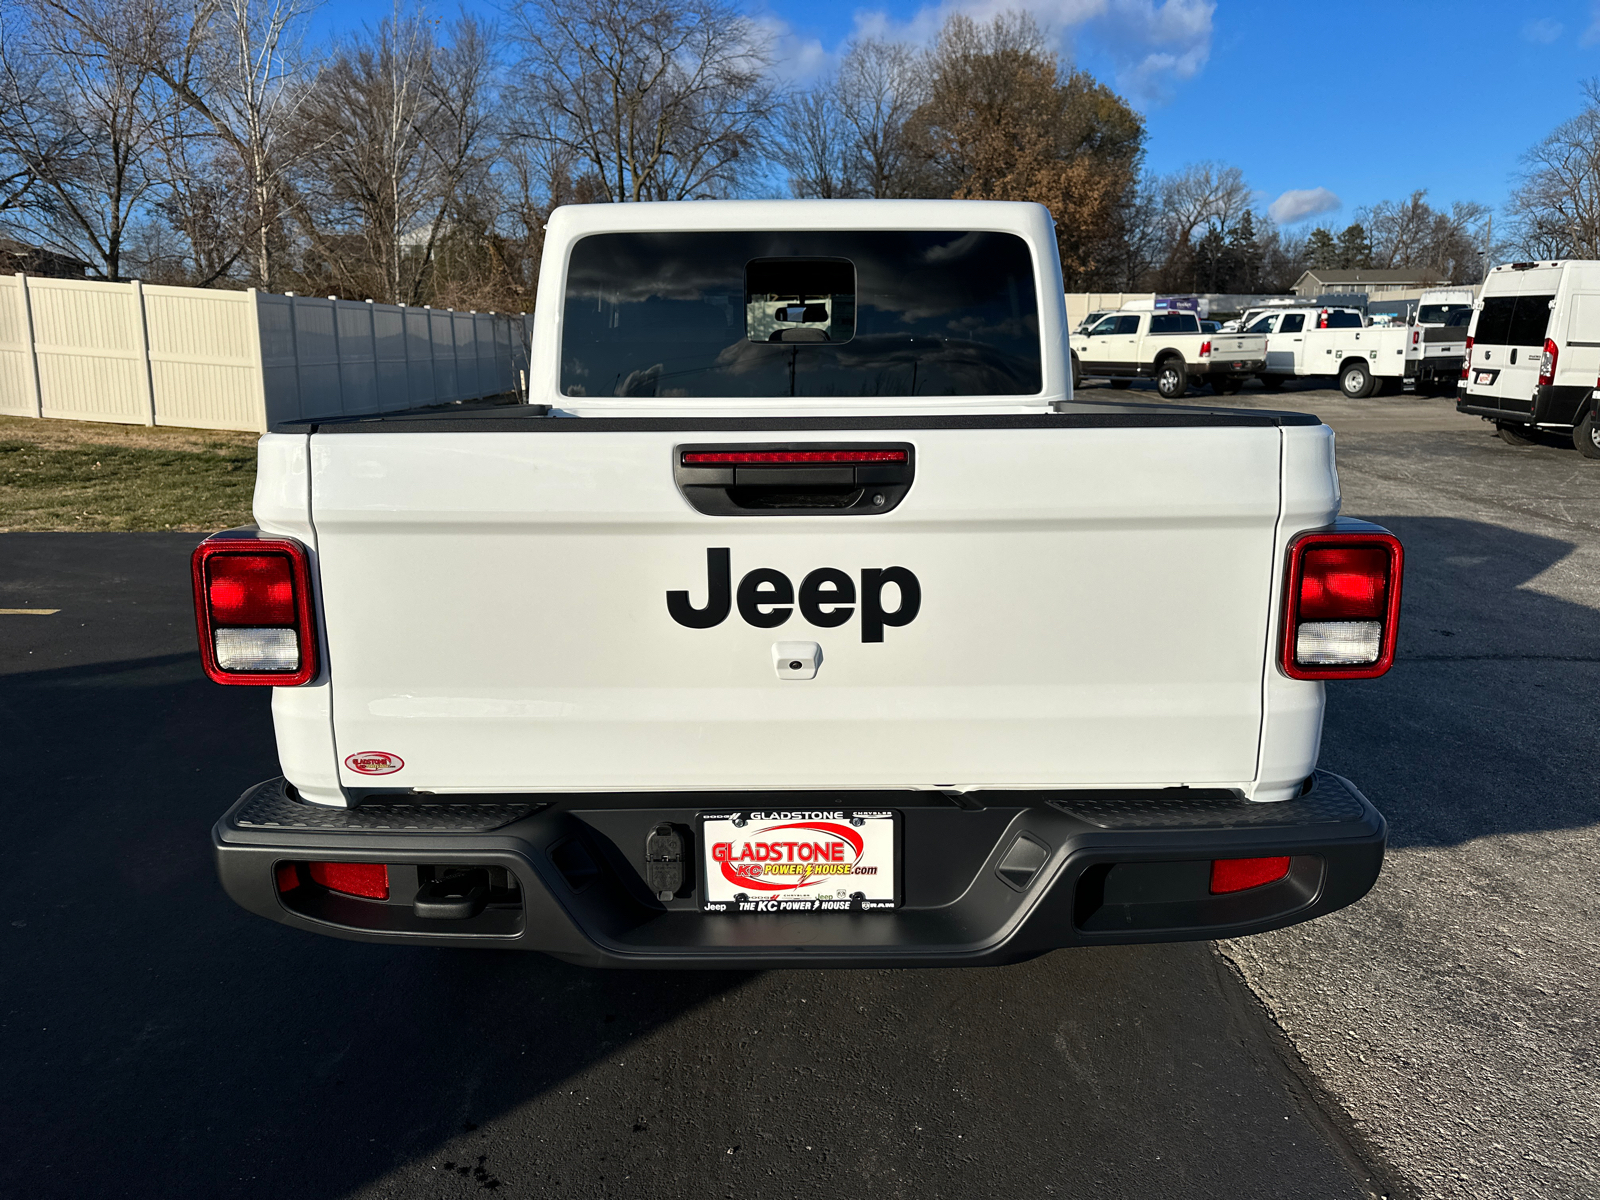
[667,548,920,642]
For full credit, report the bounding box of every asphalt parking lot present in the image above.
[3,384,1596,1199]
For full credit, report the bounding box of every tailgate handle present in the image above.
[674,443,915,517]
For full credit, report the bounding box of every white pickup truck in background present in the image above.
[1072,304,1267,396]
[198,200,1399,968]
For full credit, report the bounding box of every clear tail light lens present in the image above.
[1281,531,1403,680]
[192,536,317,686]
[1539,338,1558,387]
[1461,336,1472,381]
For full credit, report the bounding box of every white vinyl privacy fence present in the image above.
[0,274,532,432]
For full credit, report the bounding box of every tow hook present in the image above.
[414,870,490,920]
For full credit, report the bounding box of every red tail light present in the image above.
[1539,338,1558,387]
[307,861,389,900]
[1199,340,1211,357]
[1211,857,1291,894]
[1461,335,1473,381]
[1281,530,1403,680]
[192,535,317,686]
[1411,330,1419,346]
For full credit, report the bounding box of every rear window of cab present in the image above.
[560,231,1042,398]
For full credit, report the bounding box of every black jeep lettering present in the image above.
[736,568,793,628]
[666,547,732,628]
[861,566,921,643]
[667,552,919,641]
[798,568,855,627]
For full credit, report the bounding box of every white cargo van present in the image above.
[1457,261,1600,454]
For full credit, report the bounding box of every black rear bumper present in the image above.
[1459,383,1590,428]
[213,772,1386,969]
[1203,357,1265,376]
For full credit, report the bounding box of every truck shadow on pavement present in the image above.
[1321,515,1600,850]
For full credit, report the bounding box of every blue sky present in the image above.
[313,0,1600,226]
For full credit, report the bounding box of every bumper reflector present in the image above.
[1295,620,1381,665]
[307,861,389,900]
[1210,856,1291,894]
[214,627,300,671]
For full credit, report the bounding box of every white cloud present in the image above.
[1091,0,1214,104]
[1522,17,1564,43]
[1268,187,1342,225]
[845,0,1212,106]
[756,16,830,86]
[1584,2,1600,44]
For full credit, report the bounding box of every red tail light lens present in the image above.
[1299,547,1389,619]
[1462,335,1473,381]
[1412,330,1419,346]
[307,861,389,900]
[1539,338,1558,387]
[192,536,317,686]
[682,449,906,465]
[1199,340,1211,357]
[208,554,294,625]
[1281,530,1403,680]
[1211,856,1291,894]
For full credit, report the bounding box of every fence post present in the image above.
[16,273,43,418]
[399,304,412,408]
[329,297,345,414]
[131,279,157,425]
[246,288,270,433]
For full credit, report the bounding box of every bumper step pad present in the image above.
[231,777,542,833]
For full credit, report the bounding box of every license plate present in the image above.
[1477,371,1494,385]
[701,810,897,913]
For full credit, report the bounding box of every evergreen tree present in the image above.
[1306,227,1338,270]
[1336,222,1371,269]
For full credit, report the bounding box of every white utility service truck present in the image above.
[1247,306,1410,397]
[1071,303,1267,396]
[200,200,1400,968]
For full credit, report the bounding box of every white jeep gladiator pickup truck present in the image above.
[200,200,1400,968]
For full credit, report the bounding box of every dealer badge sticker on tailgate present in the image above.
[702,811,897,913]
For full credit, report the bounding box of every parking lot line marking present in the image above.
[0,609,60,615]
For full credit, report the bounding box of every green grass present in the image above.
[0,417,258,532]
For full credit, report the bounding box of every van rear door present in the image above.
[1470,268,1559,415]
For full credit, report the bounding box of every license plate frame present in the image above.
[699,809,899,914]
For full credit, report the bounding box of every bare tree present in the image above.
[836,39,925,198]
[509,0,775,203]
[1359,190,1488,283]
[772,80,857,198]
[1159,162,1252,251]
[0,0,170,279]
[1506,79,1600,260]
[292,12,492,304]
[25,0,314,288]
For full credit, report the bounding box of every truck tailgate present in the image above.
[311,422,1284,793]
[1210,333,1266,358]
